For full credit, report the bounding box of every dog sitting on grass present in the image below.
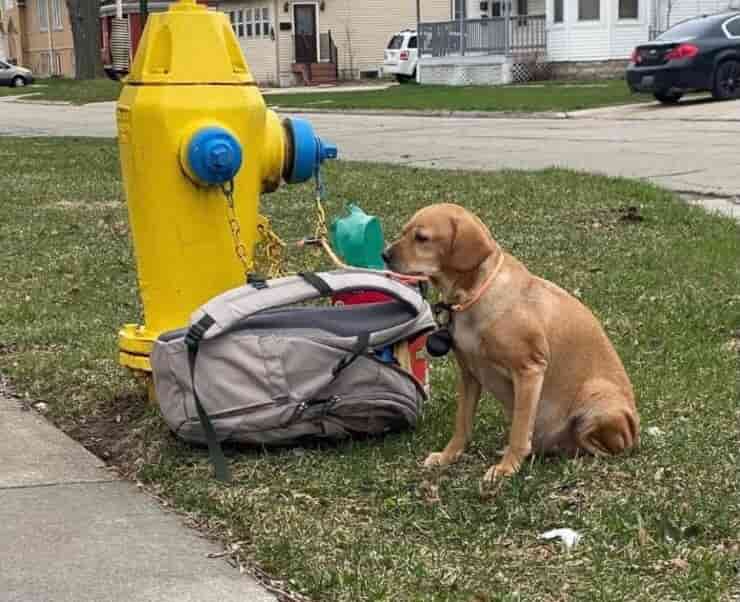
[383,203,640,482]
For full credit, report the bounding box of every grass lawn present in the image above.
[265,80,650,113]
[0,77,648,112]
[0,77,122,104]
[1,138,739,601]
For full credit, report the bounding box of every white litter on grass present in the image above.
[540,528,582,550]
[646,426,665,437]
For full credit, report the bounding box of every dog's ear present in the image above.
[444,213,495,273]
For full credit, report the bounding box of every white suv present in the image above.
[382,30,418,83]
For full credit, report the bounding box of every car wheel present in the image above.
[395,74,411,84]
[712,59,740,101]
[653,90,683,104]
[11,76,26,88]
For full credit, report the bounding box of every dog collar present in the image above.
[450,251,505,313]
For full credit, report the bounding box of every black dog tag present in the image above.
[426,327,453,357]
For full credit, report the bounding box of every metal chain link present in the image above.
[313,167,329,241]
[220,165,329,281]
[256,218,287,279]
[221,180,254,282]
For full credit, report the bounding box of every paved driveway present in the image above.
[2,95,739,199]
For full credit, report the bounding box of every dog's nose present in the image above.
[381,248,392,264]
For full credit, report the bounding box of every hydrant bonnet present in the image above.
[185,126,243,185]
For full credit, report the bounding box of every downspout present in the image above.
[46,0,54,75]
[459,0,465,55]
[274,0,280,86]
[416,0,420,80]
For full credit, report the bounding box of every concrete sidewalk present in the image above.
[0,392,274,602]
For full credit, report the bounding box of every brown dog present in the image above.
[384,203,639,482]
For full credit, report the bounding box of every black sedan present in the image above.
[626,12,740,104]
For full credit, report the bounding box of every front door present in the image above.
[294,4,317,63]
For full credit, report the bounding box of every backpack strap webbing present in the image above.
[185,314,231,483]
[298,272,332,296]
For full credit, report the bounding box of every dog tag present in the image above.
[426,328,453,357]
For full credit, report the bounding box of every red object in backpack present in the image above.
[332,291,429,391]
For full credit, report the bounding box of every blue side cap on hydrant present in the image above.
[187,126,243,185]
[285,117,338,184]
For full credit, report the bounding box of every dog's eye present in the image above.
[414,231,430,243]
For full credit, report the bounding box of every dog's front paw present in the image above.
[423,451,454,468]
[482,461,517,483]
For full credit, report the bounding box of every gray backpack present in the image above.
[151,269,436,481]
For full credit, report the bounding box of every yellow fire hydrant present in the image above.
[116,0,337,394]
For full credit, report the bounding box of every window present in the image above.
[724,16,740,37]
[51,0,63,30]
[578,0,599,20]
[657,16,712,41]
[517,0,528,15]
[554,0,563,22]
[38,0,49,32]
[407,36,418,49]
[387,35,403,49]
[618,0,638,19]
[492,0,501,17]
[261,7,270,37]
[228,6,271,40]
[453,0,466,20]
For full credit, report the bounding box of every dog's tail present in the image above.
[573,400,640,457]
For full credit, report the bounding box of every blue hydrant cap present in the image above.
[187,127,243,185]
[285,117,338,183]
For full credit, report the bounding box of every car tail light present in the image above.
[665,44,699,60]
[630,48,641,65]
[400,50,409,61]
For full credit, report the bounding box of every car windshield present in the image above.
[0,61,8,69]
[387,35,404,50]
[657,17,714,41]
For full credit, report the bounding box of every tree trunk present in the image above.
[65,0,103,80]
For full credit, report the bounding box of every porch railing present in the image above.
[419,15,546,57]
[320,30,339,74]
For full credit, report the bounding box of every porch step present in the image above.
[292,62,337,86]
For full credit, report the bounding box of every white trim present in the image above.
[722,15,740,39]
[291,2,320,63]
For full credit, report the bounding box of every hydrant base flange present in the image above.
[119,323,156,373]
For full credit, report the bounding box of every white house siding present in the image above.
[655,0,732,31]
[547,0,655,61]
[220,1,280,85]
[275,0,449,84]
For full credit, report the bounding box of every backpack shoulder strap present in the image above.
[189,268,427,342]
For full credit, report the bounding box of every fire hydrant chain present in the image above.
[257,221,287,278]
[220,167,330,281]
[221,180,254,282]
[313,167,329,240]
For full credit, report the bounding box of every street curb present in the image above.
[272,106,571,120]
